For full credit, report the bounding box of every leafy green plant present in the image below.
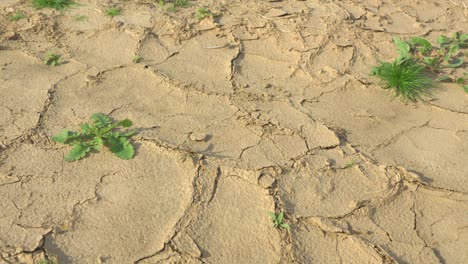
[174,0,190,7]
[52,113,136,161]
[268,212,290,230]
[73,15,88,21]
[195,7,213,20]
[163,0,190,12]
[44,52,62,66]
[344,160,357,169]
[32,0,75,10]
[105,7,121,17]
[132,55,142,63]
[37,256,58,264]
[373,33,468,100]
[9,12,26,21]
[372,59,433,101]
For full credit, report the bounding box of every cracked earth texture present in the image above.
[1,0,467,263]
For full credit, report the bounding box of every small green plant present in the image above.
[73,15,88,21]
[9,12,26,21]
[163,0,190,12]
[268,212,290,230]
[372,59,433,101]
[32,0,75,10]
[52,113,136,161]
[174,0,190,7]
[132,55,142,63]
[195,7,213,20]
[344,160,357,169]
[37,256,58,264]
[105,7,121,17]
[44,52,62,66]
[372,33,468,100]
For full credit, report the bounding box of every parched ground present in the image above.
[1,0,468,263]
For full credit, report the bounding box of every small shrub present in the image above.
[372,59,433,102]
[268,212,290,230]
[9,12,26,21]
[105,8,121,17]
[195,7,213,20]
[43,52,62,66]
[32,0,75,10]
[52,113,136,161]
[73,15,88,21]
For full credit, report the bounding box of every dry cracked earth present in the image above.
[1,0,468,263]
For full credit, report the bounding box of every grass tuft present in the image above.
[44,52,62,66]
[105,7,121,17]
[9,12,26,21]
[32,0,75,10]
[372,59,433,102]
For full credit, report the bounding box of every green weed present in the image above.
[195,7,213,20]
[132,55,142,63]
[162,0,190,12]
[52,113,136,161]
[372,59,433,102]
[43,52,62,66]
[344,160,357,169]
[37,257,58,264]
[32,0,75,10]
[73,15,88,21]
[105,7,121,17]
[174,0,190,7]
[9,12,26,21]
[268,212,290,230]
[372,33,468,99]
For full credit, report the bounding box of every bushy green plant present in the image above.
[9,12,26,21]
[105,7,121,17]
[372,33,468,100]
[44,52,62,66]
[372,59,433,101]
[268,212,290,230]
[195,7,213,20]
[52,113,135,161]
[32,0,75,10]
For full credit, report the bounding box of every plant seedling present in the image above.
[52,113,136,161]
[37,257,58,264]
[344,160,357,169]
[268,212,290,230]
[164,0,190,12]
[195,7,213,20]
[372,33,468,99]
[132,55,142,63]
[73,15,88,21]
[32,0,75,10]
[44,52,62,66]
[105,7,121,17]
[9,12,26,21]
[372,59,433,102]
[174,0,190,7]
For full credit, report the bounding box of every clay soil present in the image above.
[1,0,468,263]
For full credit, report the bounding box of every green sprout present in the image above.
[268,212,290,230]
[32,0,75,10]
[372,59,433,102]
[73,15,88,21]
[52,113,136,161]
[344,160,357,169]
[105,7,121,17]
[9,12,26,21]
[44,52,62,66]
[372,33,468,100]
[195,7,213,20]
[132,55,142,63]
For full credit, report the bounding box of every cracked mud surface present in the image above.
[1,0,467,263]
